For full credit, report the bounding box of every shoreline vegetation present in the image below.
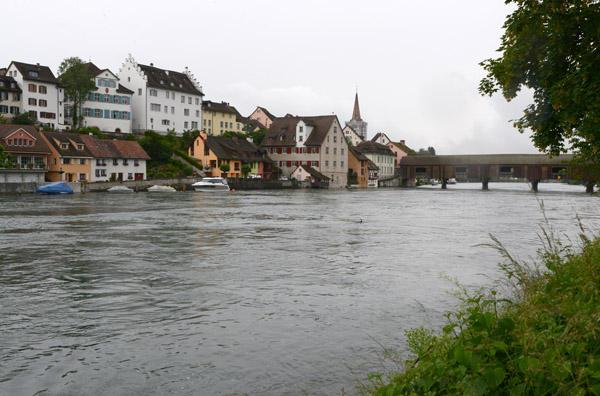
[355,214,600,396]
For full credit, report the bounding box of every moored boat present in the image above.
[108,186,134,193]
[148,185,176,192]
[36,182,74,195]
[192,177,230,192]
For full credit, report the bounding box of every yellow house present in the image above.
[189,130,272,178]
[202,100,243,135]
[40,131,93,182]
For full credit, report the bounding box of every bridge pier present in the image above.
[441,179,448,189]
[586,181,595,193]
[481,179,489,190]
[530,179,540,192]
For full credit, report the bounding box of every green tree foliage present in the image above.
[58,57,96,129]
[249,128,267,146]
[139,130,174,166]
[0,146,14,168]
[479,1,600,170]
[427,146,436,155]
[74,126,106,140]
[181,129,200,150]
[12,111,37,126]
[241,164,251,177]
[219,163,231,173]
[416,147,436,156]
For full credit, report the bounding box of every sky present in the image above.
[4,0,540,154]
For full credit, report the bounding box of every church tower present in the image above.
[345,91,368,140]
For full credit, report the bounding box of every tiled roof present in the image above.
[10,61,58,84]
[204,135,268,163]
[109,140,151,160]
[399,154,574,166]
[41,131,94,158]
[348,146,369,162]
[0,124,52,154]
[203,100,239,115]
[257,106,276,121]
[76,135,151,160]
[356,141,395,156]
[367,159,379,170]
[79,134,118,158]
[0,75,22,93]
[298,165,329,180]
[390,141,416,155]
[261,115,337,147]
[139,63,203,96]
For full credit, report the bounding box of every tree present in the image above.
[417,148,436,156]
[427,146,436,156]
[479,1,600,170]
[219,163,230,176]
[0,146,14,168]
[241,164,251,177]
[12,111,37,125]
[58,57,96,129]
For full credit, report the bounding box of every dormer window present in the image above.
[28,71,39,78]
[77,144,84,150]
[160,80,164,84]
[61,143,68,149]
[7,139,12,146]
[299,126,303,132]
[179,83,183,88]
[279,135,284,141]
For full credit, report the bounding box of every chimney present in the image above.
[400,140,405,145]
[36,63,40,67]
[150,63,154,67]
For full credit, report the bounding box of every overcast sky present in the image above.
[4,0,540,154]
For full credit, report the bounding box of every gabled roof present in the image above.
[0,125,52,154]
[203,135,269,163]
[371,132,390,143]
[69,134,151,160]
[390,141,416,155]
[367,159,379,170]
[348,146,370,162]
[257,106,276,121]
[203,100,240,115]
[139,63,203,96]
[9,61,58,84]
[356,141,395,156]
[296,164,329,181]
[0,75,22,93]
[41,131,94,158]
[261,115,338,147]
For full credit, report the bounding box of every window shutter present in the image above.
[100,94,105,102]
[118,96,123,104]
[127,112,130,120]
[104,109,110,118]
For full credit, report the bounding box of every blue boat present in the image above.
[36,182,74,195]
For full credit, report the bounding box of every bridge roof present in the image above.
[400,154,573,166]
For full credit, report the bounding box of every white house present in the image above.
[355,141,395,181]
[118,54,204,135]
[261,115,349,188]
[343,125,364,147]
[79,134,150,182]
[6,61,65,130]
[64,63,133,134]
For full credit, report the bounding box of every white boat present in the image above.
[447,178,457,184]
[192,177,230,191]
[148,185,176,192]
[108,186,134,193]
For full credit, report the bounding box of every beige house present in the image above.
[261,115,349,188]
[343,125,364,147]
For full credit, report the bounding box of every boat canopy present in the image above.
[36,182,74,194]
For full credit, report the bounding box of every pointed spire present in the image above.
[352,91,362,121]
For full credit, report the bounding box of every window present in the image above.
[62,158,71,165]
[188,97,192,104]
[28,98,37,106]
[181,95,185,103]
[334,148,337,155]
[123,160,129,166]
[326,147,329,154]
[77,144,84,150]
[79,173,86,181]
[164,105,168,113]
[79,158,86,165]
[191,121,198,129]
[341,161,344,168]
[61,143,68,149]
[333,161,337,167]
[150,103,161,111]
[184,121,189,129]
[341,148,344,155]
[196,110,200,117]
[162,119,170,125]
[171,107,175,114]
[138,88,142,96]
[299,126,303,132]
[333,136,337,143]
[128,173,133,180]
[165,91,169,99]
[28,71,39,78]
[195,98,200,105]
[134,160,139,167]
[149,89,157,97]
[113,159,119,165]
[325,160,329,167]
[39,99,47,107]
[39,85,47,94]
[184,109,189,116]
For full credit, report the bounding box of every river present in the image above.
[1,183,599,396]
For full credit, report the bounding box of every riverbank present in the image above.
[360,230,600,395]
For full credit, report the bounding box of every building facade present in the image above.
[260,115,349,188]
[347,146,369,188]
[202,101,244,136]
[118,54,203,135]
[0,75,22,121]
[248,106,276,129]
[41,131,93,182]
[6,61,64,129]
[343,125,364,147]
[0,125,50,183]
[356,141,395,181]
[64,63,133,133]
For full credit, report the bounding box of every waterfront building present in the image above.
[0,124,51,183]
[40,131,93,182]
[371,132,415,173]
[355,140,395,182]
[345,91,368,140]
[0,75,22,121]
[79,134,150,182]
[64,63,134,134]
[261,115,349,188]
[347,146,370,188]
[118,54,203,135]
[367,159,379,187]
[343,125,363,147]
[188,130,272,178]
[290,164,329,188]
[6,61,65,130]
[248,106,276,129]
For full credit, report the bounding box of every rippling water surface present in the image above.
[1,183,599,395]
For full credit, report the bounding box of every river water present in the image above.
[1,183,599,396]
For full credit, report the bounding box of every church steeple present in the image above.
[352,91,362,121]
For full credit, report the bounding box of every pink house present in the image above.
[371,132,415,172]
[248,106,276,129]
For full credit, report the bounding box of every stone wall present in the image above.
[378,175,401,188]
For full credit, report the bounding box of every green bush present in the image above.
[359,227,600,396]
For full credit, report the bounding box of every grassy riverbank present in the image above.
[357,227,600,396]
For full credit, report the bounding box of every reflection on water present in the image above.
[1,184,599,395]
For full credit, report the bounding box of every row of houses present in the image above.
[0,124,149,184]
